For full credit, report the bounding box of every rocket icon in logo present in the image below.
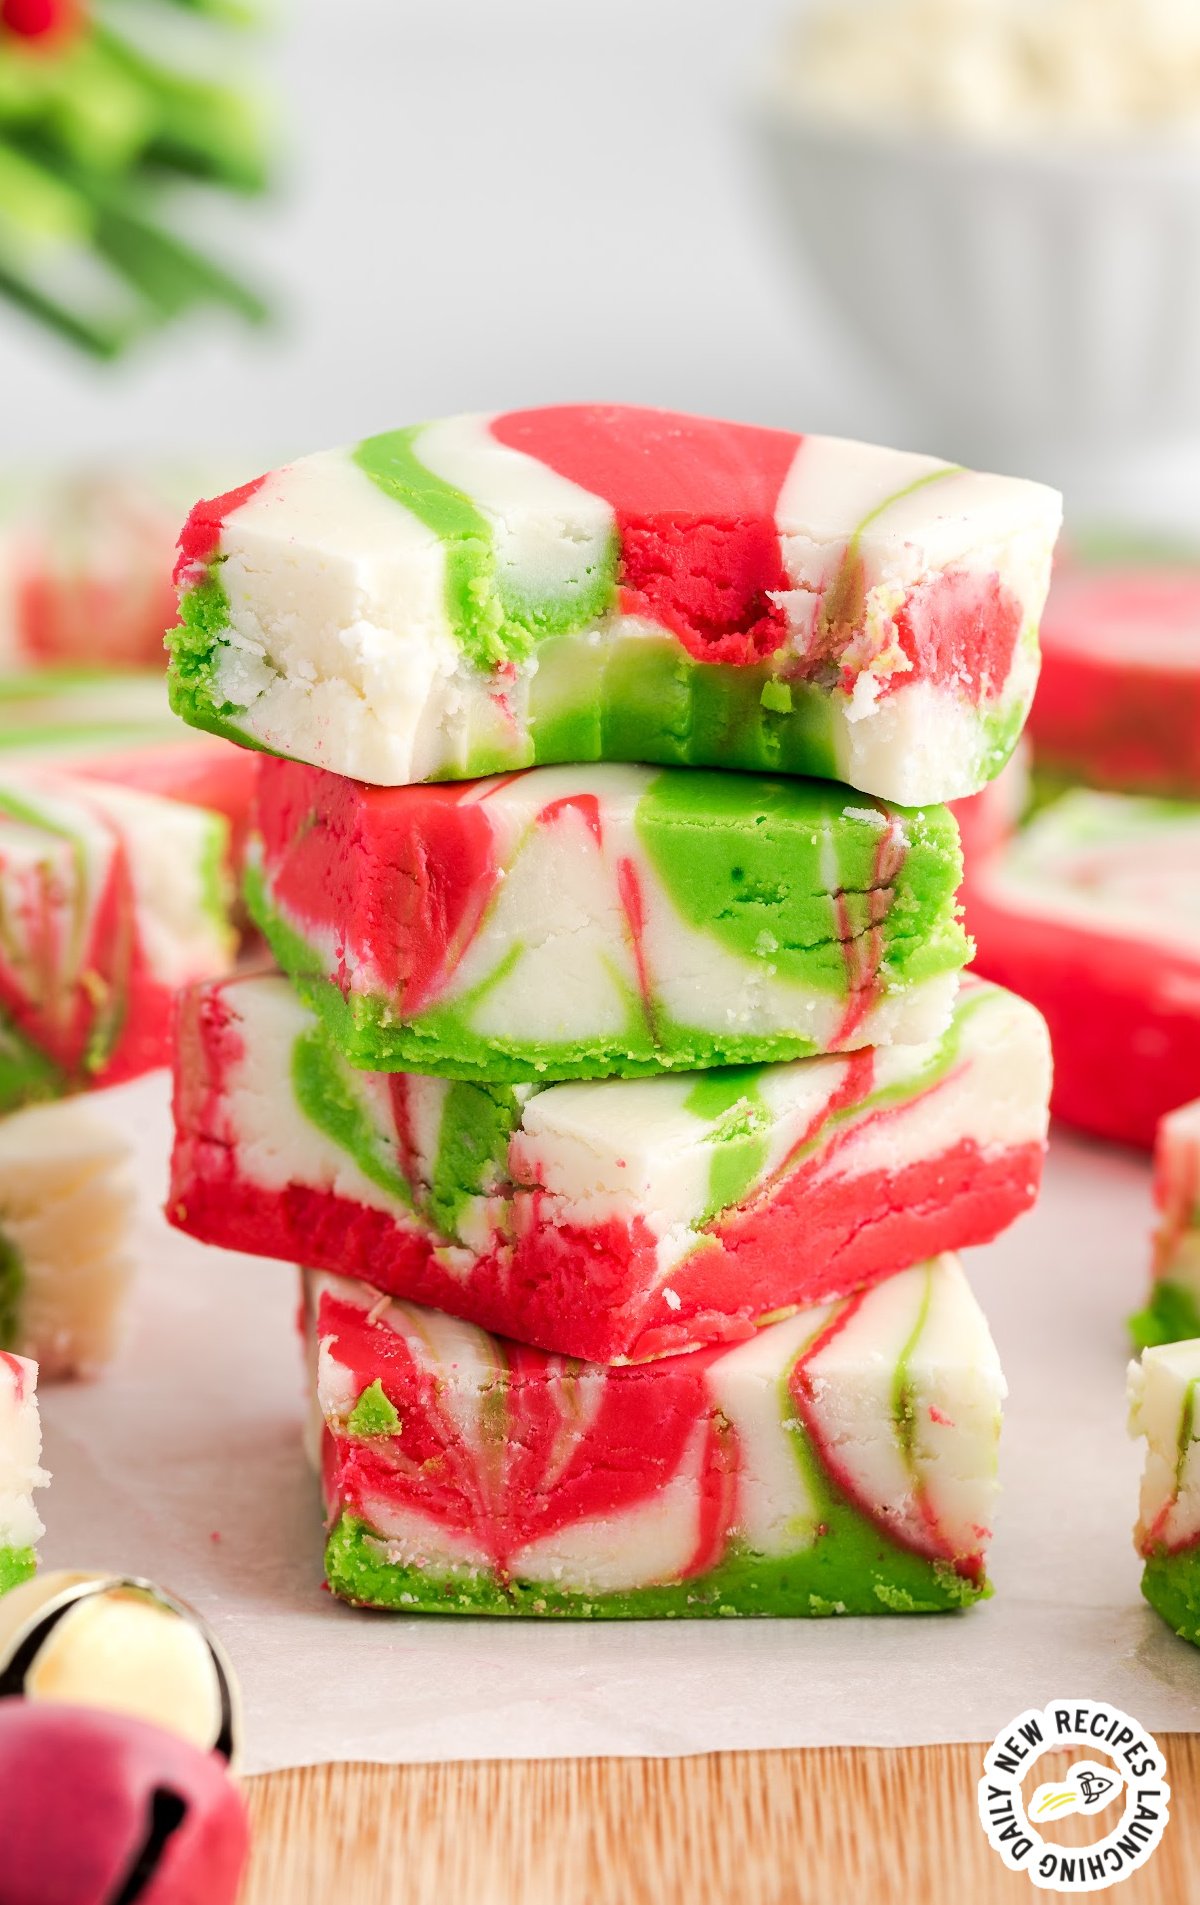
[1030,1761,1124,1823]
[1077,1771,1116,1806]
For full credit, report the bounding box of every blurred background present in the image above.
[4,0,1197,526]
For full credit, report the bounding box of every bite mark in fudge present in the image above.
[168,405,1061,806]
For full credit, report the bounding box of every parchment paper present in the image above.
[35,1073,1200,1773]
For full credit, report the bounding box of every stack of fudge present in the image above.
[165,405,1060,1619]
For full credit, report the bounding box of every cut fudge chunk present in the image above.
[1129,1340,1200,1645]
[0,468,198,671]
[312,1254,1005,1616]
[0,1100,135,1378]
[1030,551,1200,799]
[171,972,1049,1364]
[248,758,969,1080]
[0,767,236,1109]
[0,671,259,871]
[967,790,1200,1150]
[0,1352,46,1594]
[1131,1100,1200,1349]
[168,405,1061,806]
[0,671,178,755]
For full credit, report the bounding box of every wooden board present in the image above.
[243,1738,1199,1904]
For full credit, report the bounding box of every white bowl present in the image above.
[753,107,1200,461]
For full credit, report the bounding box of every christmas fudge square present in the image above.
[248,758,970,1081]
[0,1100,135,1380]
[1132,1100,1200,1350]
[168,405,1061,807]
[170,973,1049,1365]
[312,1255,1005,1617]
[1030,549,1200,800]
[1129,1339,1200,1647]
[0,767,235,1109]
[0,669,258,855]
[968,789,1200,1149]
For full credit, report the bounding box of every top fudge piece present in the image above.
[168,406,1062,805]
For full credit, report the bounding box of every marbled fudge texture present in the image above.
[313,1255,1005,1617]
[168,405,1061,806]
[968,789,1200,1150]
[170,973,1050,1364]
[0,767,235,1109]
[1131,1100,1200,1350]
[248,758,970,1081]
[0,671,258,867]
[1129,1339,1200,1645]
[0,468,195,671]
[1030,554,1200,800]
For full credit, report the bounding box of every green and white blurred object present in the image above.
[0,0,271,357]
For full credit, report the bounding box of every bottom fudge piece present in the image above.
[313,1254,1004,1618]
[0,1352,46,1593]
[0,1100,135,1378]
[173,974,1049,1364]
[1129,1340,1200,1644]
[967,789,1200,1149]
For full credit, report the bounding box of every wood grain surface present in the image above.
[243,1737,1199,1904]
